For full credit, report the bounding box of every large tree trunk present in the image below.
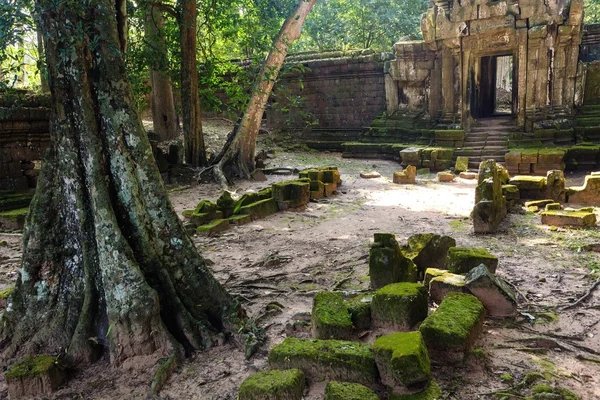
[0,0,246,384]
[146,7,179,142]
[215,0,317,183]
[179,0,206,167]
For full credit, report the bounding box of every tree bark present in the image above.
[179,0,206,167]
[36,29,49,92]
[215,0,317,183]
[1,0,246,381]
[145,7,179,142]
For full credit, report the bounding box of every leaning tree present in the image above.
[0,0,251,388]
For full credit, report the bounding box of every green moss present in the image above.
[371,283,428,330]
[468,348,486,361]
[6,355,57,380]
[345,294,372,331]
[234,188,273,215]
[0,286,14,300]
[239,198,279,219]
[272,180,310,208]
[522,372,545,386]
[312,292,353,339]
[446,247,498,274]
[532,384,554,394]
[0,193,33,212]
[238,369,305,400]
[324,381,379,400]
[0,207,28,219]
[196,219,229,236]
[455,157,469,173]
[500,373,514,383]
[374,332,431,387]
[228,214,252,226]
[553,387,580,400]
[419,292,485,351]
[268,338,378,385]
[370,234,417,288]
[388,380,443,399]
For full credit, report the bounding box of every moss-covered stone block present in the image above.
[423,268,446,289]
[272,180,310,210]
[6,355,64,399]
[309,180,325,200]
[419,292,486,363]
[324,381,380,400]
[239,198,279,220]
[393,166,416,184]
[388,380,443,400]
[540,210,597,227]
[268,338,378,386]
[465,265,517,317]
[402,234,456,277]
[0,207,28,231]
[502,185,520,201]
[371,283,428,331]
[455,157,469,173]
[545,203,562,211]
[238,369,305,400]
[428,273,467,304]
[447,247,498,274]
[216,191,235,218]
[437,171,454,182]
[369,233,417,289]
[374,332,431,391]
[311,292,353,339]
[234,188,273,215]
[346,294,372,331]
[228,214,252,226]
[0,192,33,212]
[324,182,337,197]
[196,219,230,236]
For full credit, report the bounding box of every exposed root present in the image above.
[560,276,600,311]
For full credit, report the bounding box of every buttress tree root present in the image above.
[0,0,257,392]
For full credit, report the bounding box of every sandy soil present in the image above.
[0,130,599,399]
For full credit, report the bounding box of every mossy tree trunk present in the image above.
[0,0,245,378]
[214,0,317,185]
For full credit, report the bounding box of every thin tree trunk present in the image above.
[179,0,206,167]
[116,0,127,53]
[36,29,49,92]
[215,0,317,183]
[1,0,248,385]
[145,7,179,141]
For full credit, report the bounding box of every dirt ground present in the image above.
[0,124,599,399]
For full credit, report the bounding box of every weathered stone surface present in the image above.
[400,148,423,166]
[509,176,547,200]
[447,247,498,274]
[419,292,486,364]
[540,210,597,227]
[423,268,447,289]
[544,170,566,202]
[402,233,456,276]
[268,338,378,386]
[567,175,600,205]
[324,382,380,400]
[0,207,28,231]
[524,199,555,208]
[239,198,279,220]
[369,233,418,289]
[373,332,431,392]
[502,185,520,201]
[429,273,467,304]
[216,191,235,218]
[346,294,372,331]
[311,292,353,339]
[228,214,252,226]
[238,369,305,400]
[465,265,517,317]
[388,380,442,400]
[272,180,311,210]
[6,356,65,399]
[455,157,469,173]
[437,171,454,182]
[196,219,230,236]
[472,160,507,234]
[545,203,562,211]
[393,166,417,184]
[361,171,381,179]
[459,172,477,180]
[371,283,428,331]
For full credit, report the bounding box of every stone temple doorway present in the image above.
[477,54,515,118]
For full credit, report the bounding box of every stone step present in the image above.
[463,141,487,147]
[485,140,509,146]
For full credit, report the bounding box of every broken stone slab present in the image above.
[196,219,230,236]
[437,171,455,182]
[540,210,597,227]
[373,332,431,393]
[360,171,381,179]
[567,174,600,205]
[311,292,353,339]
[0,207,28,231]
[228,214,252,226]
[465,265,517,317]
[524,199,555,208]
[423,268,447,289]
[345,294,372,332]
[455,157,469,173]
[508,176,547,199]
[324,381,380,400]
[6,355,65,399]
[216,191,235,218]
[387,380,442,400]
[268,338,379,386]
[472,160,507,234]
[545,203,562,211]
[272,179,311,210]
[544,170,566,202]
[502,185,520,201]
[402,233,456,277]
[419,292,486,364]
[393,166,416,184]
[233,188,274,215]
[238,198,279,220]
[459,172,477,180]
[447,247,498,274]
[238,369,305,400]
[369,233,417,289]
[371,283,428,331]
[429,273,467,304]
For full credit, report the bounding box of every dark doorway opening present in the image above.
[477,54,514,118]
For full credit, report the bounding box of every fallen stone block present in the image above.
[402,233,456,276]
[393,166,416,184]
[346,294,372,331]
[272,180,310,210]
[540,210,597,227]
[472,160,507,234]
[524,199,555,208]
[502,185,520,201]
[369,233,417,289]
[429,273,467,304]
[437,171,454,182]
[324,182,337,197]
[233,188,274,214]
[238,369,305,400]
[371,283,428,331]
[419,292,486,363]
[465,265,517,317]
[567,174,600,205]
[239,198,279,220]
[423,268,447,288]
[400,148,423,166]
[309,180,325,200]
[545,203,562,211]
[509,176,546,199]
[455,157,469,173]
[361,171,381,179]
[228,214,252,226]
[196,219,230,236]
[459,172,477,180]
[447,247,498,274]
[311,292,353,339]
[324,382,380,400]
[216,191,235,218]
[268,338,378,386]
[0,207,28,231]
[373,332,431,392]
[544,170,566,202]
[388,380,442,400]
[6,356,65,399]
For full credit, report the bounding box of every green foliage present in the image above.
[585,0,600,23]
